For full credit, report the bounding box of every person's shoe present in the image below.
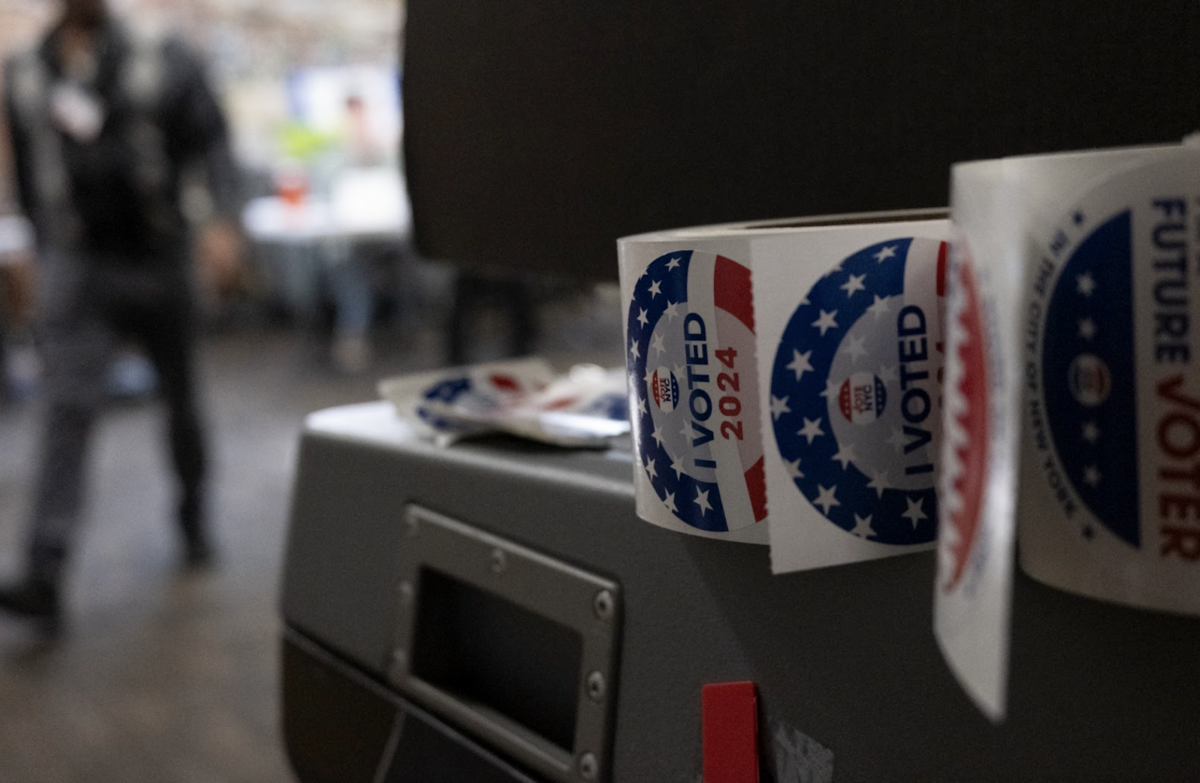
[0,578,62,637]
[331,334,372,375]
[179,495,216,570]
[183,533,214,569]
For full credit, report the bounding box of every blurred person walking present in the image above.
[0,216,36,402]
[0,0,240,633]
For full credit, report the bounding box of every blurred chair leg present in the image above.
[327,252,374,374]
[448,272,538,365]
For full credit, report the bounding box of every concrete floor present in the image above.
[0,284,623,783]
[0,330,387,783]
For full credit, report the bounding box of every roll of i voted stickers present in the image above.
[618,210,949,548]
[938,143,1200,723]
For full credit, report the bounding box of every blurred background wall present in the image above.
[0,0,404,207]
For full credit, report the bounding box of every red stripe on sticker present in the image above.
[714,256,755,332]
[937,241,948,298]
[946,260,989,592]
[702,682,759,783]
[490,374,520,391]
[746,457,768,523]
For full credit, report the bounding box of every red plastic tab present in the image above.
[702,681,759,783]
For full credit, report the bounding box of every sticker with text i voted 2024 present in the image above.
[627,250,767,533]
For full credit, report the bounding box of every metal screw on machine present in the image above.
[585,671,607,703]
[490,548,508,574]
[577,752,599,782]
[592,589,615,621]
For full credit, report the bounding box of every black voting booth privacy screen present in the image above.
[402,1,1200,280]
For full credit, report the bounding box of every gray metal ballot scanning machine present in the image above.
[279,3,1200,781]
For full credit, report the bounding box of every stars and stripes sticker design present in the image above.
[627,250,766,533]
[770,238,947,546]
[418,372,528,432]
[939,253,991,594]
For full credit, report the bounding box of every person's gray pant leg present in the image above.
[26,259,111,581]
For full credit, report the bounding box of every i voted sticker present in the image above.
[627,250,767,533]
[770,238,947,545]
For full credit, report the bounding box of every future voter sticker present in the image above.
[1029,154,1200,565]
[627,250,767,532]
[939,252,991,593]
[770,238,947,545]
